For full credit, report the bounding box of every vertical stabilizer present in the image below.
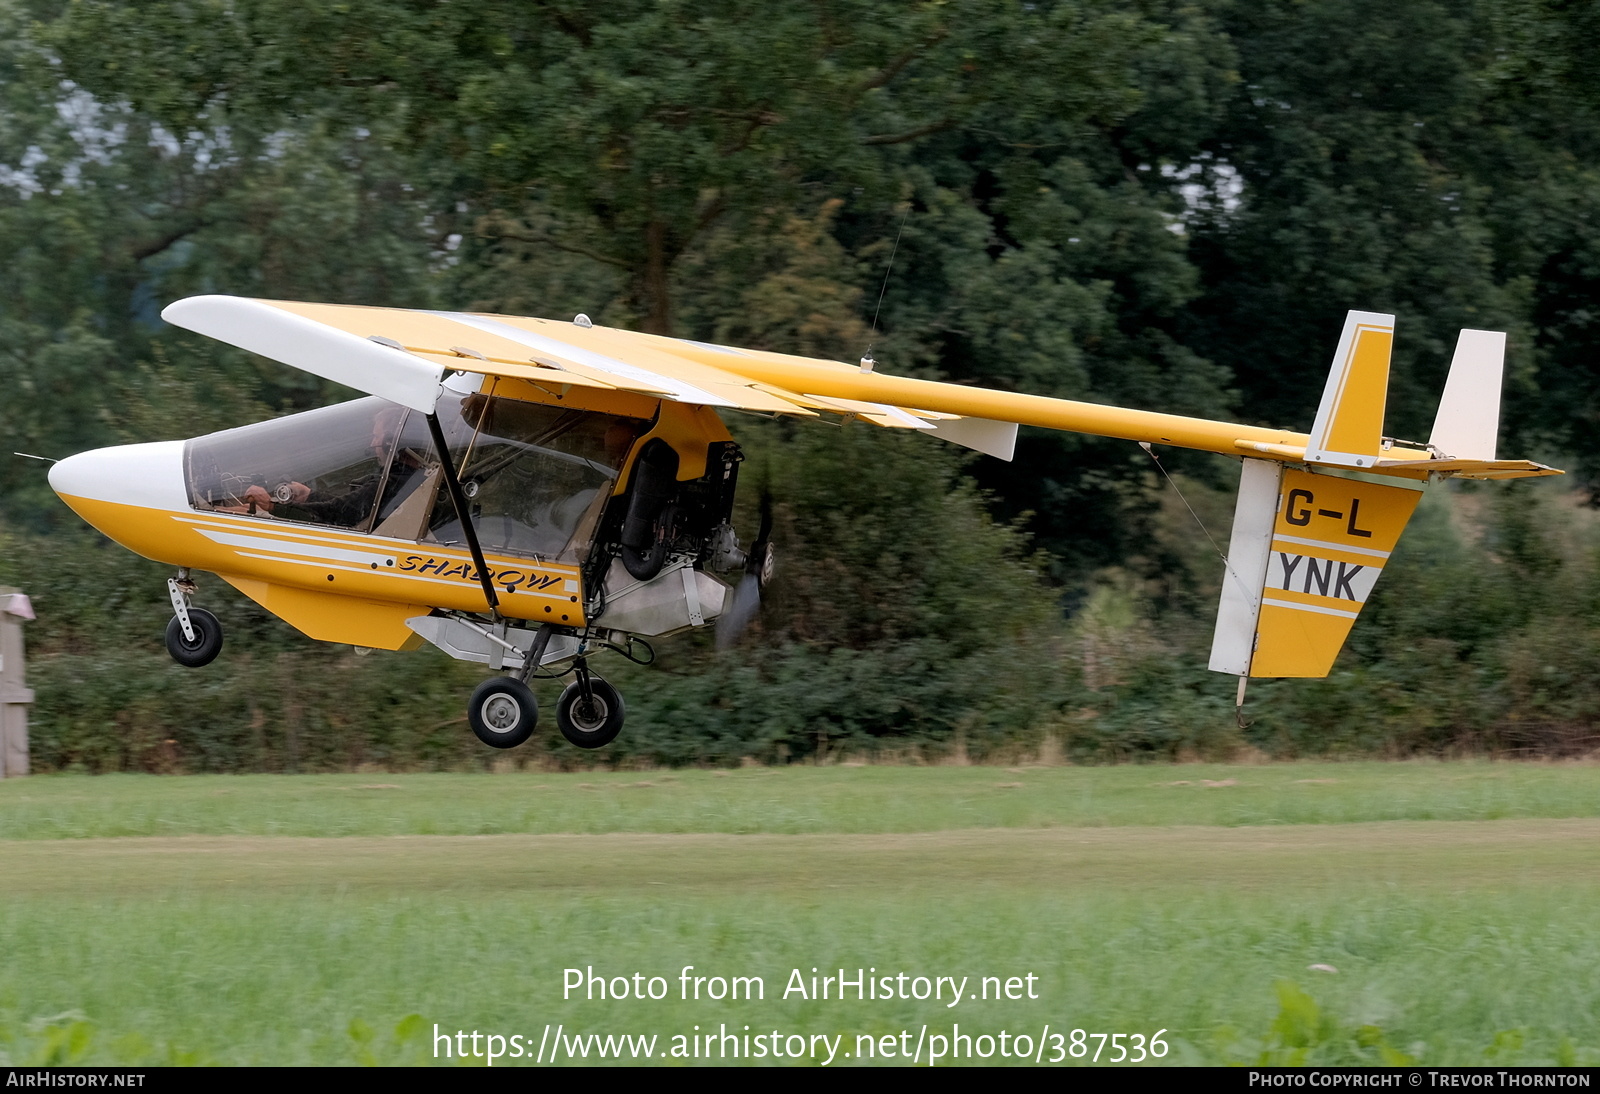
[1305,311,1395,469]
[1211,462,1425,680]
[1214,467,1425,678]
[1428,329,1504,460]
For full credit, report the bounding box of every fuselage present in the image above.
[49,434,590,649]
[48,378,735,650]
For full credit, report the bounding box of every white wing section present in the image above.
[161,295,447,414]
[1428,329,1504,460]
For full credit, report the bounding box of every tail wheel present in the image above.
[556,677,625,749]
[468,677,538,749]
[165,608,223,668]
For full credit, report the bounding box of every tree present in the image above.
[39,0,1174,333]
[1184,0,1600,481]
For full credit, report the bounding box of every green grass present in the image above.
[2,763,1599,1066]
[3,760,1600,839]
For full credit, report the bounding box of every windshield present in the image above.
[185,394,648,564]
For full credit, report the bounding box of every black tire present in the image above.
[556,677,625,749]
[165,608,223,668]
[468,677,539,749]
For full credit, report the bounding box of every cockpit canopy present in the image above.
[184,392,648,565]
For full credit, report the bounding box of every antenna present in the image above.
[862,203,911,372]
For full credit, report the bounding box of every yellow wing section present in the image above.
[162,296,1018,454]
[264,301,830,416]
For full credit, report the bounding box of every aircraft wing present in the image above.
[161,295,1565,474]
[165,296,839,418]
[161,294,1324,464]
[163,296,1033,456]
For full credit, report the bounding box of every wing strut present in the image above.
[425,412,501,619]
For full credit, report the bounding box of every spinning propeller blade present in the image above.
[716,573,762,650]
[715,489,774,650]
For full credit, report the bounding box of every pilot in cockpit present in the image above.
[239,405,427,528]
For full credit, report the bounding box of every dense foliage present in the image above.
[3,0,1600,768]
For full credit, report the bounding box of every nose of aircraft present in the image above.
[49,440,191,513]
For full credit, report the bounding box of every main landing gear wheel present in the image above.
[165,607,223,668]
[468,677,539,749]
[556,676,625,750]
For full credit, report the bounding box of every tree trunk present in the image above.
[641,219,673,335]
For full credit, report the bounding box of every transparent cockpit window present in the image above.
[366,410,444,540]
[425,393,648,564]
[184,397,407,532]
[184,391,651,564]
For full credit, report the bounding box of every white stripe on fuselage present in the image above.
[172,514,576,600]
[197,526,396,568]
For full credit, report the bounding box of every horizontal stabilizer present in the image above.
[1373,457,1561,480]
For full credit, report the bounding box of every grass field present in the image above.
[1,762,1597,1066]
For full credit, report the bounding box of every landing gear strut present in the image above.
[164,572,223,667]
[465,624,549,749]
[555,659,625,749]
[461,628,626,751]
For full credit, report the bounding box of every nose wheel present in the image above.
[164,574,224,667]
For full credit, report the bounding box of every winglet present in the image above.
[1305,311,1395,469]
[1428,329,1504,460]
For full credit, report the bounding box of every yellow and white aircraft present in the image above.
[48,298,1559,748]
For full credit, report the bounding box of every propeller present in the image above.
[715,488,774,650]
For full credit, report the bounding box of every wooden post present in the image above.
[0,587,34,777]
